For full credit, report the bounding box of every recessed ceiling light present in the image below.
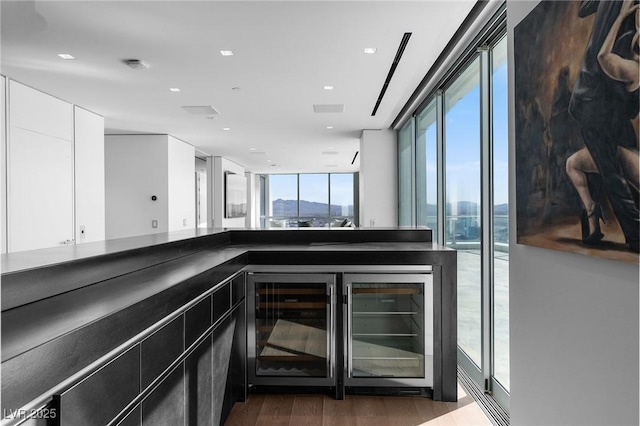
[58,53,75,60]
[169,88,181,92]
[267,159,272,163]
[223,127,231,131]
[324,85,334,90]
[220,50,234,56]
[250,148,257,151]
[326,126,334,130]
[364,48,377,54]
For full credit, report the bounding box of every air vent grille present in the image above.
[181,106,221,115]
[313,104,345,113]
[371,32,412,116]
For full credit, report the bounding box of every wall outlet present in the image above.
[183,219,187,226]
[79,225,85,240]
[152,220,158,228]
[370,219,375,227]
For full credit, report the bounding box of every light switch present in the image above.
[152,220,158,228]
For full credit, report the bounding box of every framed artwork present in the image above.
[514,0,639,263]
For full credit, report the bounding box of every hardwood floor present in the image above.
[225,383,492,426]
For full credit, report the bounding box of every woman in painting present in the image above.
[567,0,639,251]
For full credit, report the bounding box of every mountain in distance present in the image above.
[272,199,354,217]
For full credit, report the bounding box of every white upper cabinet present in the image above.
[4,80,105,252]
[8,80,73,141]
[7,80,75,252]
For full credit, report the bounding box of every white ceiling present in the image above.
[1,0,476,174]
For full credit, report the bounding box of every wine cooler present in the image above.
[247,273,336,387]
[344,273,433,388]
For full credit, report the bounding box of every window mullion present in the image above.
[479,46,494,390]
[435,90,445,246]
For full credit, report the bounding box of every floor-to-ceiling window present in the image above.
[395,9,508,412]
[261,173,356,228]
[399,120,415,227]
[416,99,438,239]
[445,56,482,367]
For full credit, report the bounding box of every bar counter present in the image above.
[1,228,457,419]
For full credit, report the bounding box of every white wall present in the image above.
[508,2,639,425]
[167,136,195,232]
[74,106,105,243]
[245,171,258,229]
[195,157,207,228]
[105,135,169,239]
[7,80,75,252]
[359,129,398,227]
[212,156,246,228]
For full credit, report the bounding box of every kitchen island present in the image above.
[1,228,456,426]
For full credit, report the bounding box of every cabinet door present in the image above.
[223,302,246,422]
[7,80,74,252]
[185,334,213,426]
[55,345,140,426]
[212,317,235,425]
[142,367,185,426]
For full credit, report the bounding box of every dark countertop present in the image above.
[0,228,230,274]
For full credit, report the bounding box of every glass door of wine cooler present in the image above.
[247,273,336,387]
[344,273,433,387]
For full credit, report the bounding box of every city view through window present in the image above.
[262,173,356,228]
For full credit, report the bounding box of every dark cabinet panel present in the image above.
[212,317,235,425]
[55,345,140,426]
[231,275,245,306]
[142,366,185,426]
[117,406,141,426]
[185,334,213,426]
[223,303,246,421]
[213,282,231,324]
[185,295,212,348]
[141,316,184,389]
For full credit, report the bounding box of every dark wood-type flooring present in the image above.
[225,384,492,426]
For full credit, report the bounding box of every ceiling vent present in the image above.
[322,151,339,155]
[181,106,221,115]
[313,104,345,113]
[371,32,412,116]
[123,59,150,70]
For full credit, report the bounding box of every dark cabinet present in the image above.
[141,316,184,390]
[213,282,231,324]
[223,300,246,421]
[142,367,185,425]
[50,274,246,426]
[54,345,140,426]
[185,335,213,426]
